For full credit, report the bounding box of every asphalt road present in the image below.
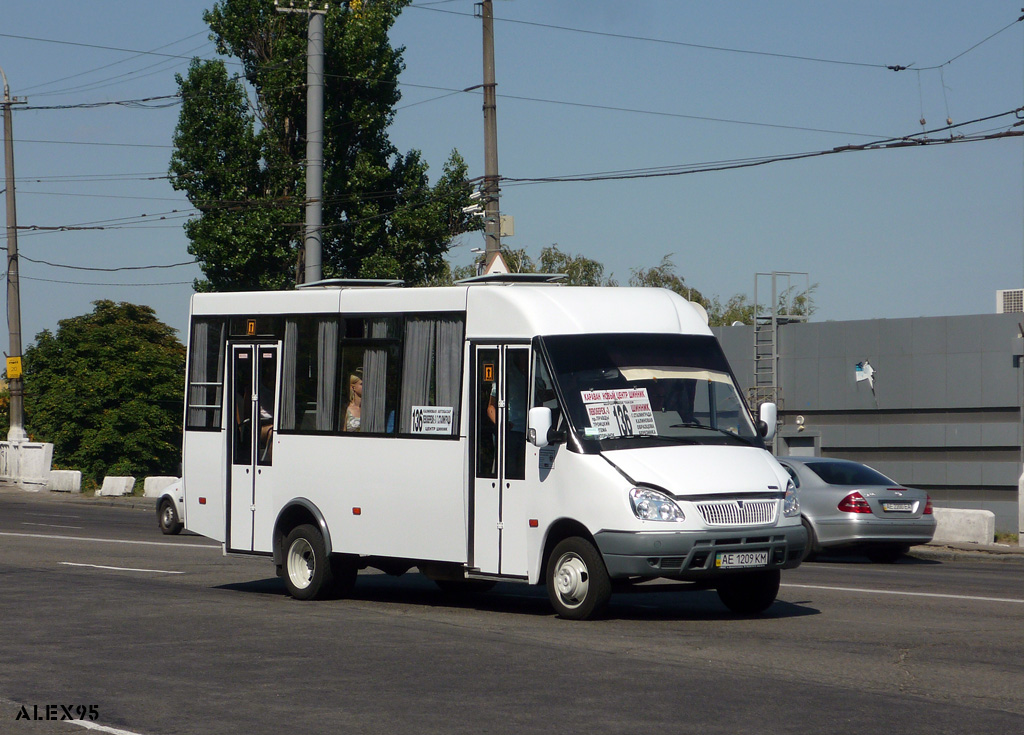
[0,488,1022,735]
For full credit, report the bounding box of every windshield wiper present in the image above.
[668,424,758,446]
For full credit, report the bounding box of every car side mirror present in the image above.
[758,402,777,442]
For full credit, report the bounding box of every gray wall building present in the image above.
[714,313,1024,532]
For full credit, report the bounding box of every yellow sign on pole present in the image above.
[6,357,22,380]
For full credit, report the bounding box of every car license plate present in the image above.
[715,551,768,569]
[882,502,913,512]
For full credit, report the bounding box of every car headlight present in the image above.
[783,479,800,517]
[629,487,685,522]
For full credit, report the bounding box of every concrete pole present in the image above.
[275,2,326,284]
[481,0,501,256]
[304,9,325,284]
[0,66,26,443]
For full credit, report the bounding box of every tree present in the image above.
[170,0,480,291]
[19,302,186,487]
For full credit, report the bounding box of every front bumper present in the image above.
[595,524,807,580]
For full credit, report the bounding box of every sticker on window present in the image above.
[581,389,657,439]
[410,406,455,435]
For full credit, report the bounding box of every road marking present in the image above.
[783,582,1024,604]
[22,522,83,529]
[60,562,184,575]
[0,531,220,549]
[72,720,150,735]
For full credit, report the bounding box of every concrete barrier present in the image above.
[931,508,995,546]
[47,470,82,493]
[98,476,136,497]
[143,476,179,498]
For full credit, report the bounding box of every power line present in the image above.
[410,5,1022,72]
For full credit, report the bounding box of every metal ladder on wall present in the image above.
[748,272,810,414]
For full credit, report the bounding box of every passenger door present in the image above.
[228,343,279,552]
[472,344,530,577]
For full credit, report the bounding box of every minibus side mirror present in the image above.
[527,406,567,448]
[758,402,777,442]
[528,407,552,448]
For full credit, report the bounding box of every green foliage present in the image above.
[170,0,480,290]
[20,302,185,485]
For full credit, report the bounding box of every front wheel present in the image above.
[283,524,335,600]
[716,569,781,616]
[157,499,183,535]
[545,537,612,620]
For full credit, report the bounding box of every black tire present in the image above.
[157,499,183,535]
[282,524,335,600]
[716,569,781,616]
[434,579,497,595]
[545,537,612,620]
[865,545,909,564]
[800,518,818,562]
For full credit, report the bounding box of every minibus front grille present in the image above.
[695,499,778,526]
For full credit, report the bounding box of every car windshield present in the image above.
[804,461,895,486]
[541,333,760,448]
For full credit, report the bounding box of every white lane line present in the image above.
[0,531,220,549]
[72,720,151,735]
[783,582,1024,605]
[22,522,83,529]
[60,562,184,575]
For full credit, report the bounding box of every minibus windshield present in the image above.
[542,333,761,448]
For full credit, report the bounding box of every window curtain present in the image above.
[435,317,464,419]
[399,319,435,432]
[362,318,396,433]
[280,319,299,430]
[316,319,338,431]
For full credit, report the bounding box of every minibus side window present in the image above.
[186,318,226,431]
[398,316,464,436]
[280,316,339,432]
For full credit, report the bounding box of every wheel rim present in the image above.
[553,552,590,609]
[286,537,315,590]
[161,505,175,528]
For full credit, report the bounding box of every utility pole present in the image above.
[1,65,26,443]
[276,1,326,284]
[479,0,501,256]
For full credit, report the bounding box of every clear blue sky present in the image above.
[2,0,1022,346]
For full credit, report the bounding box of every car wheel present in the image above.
[800,518,818,562]
[546,537,612,620]
[157,499,183,535]
[865,545,909,564]
[283,524,335,600]
[716,569,781,615]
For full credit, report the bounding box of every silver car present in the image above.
[776,457,936,563]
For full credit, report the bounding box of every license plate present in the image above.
[882,502,913,512]
[715,551,769,569]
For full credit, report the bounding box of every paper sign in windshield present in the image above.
[581,388,657,439]
[411,406,454,434]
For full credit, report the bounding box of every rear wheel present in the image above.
[800,518,818,562]
[283,524,335,600]
[716,569,781,615]
[545,537,612,620]
[157,499,183,535]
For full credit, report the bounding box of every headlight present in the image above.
[783,479,800,517]
[629,487,685,522]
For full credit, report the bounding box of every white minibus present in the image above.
[181,276,806,619]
